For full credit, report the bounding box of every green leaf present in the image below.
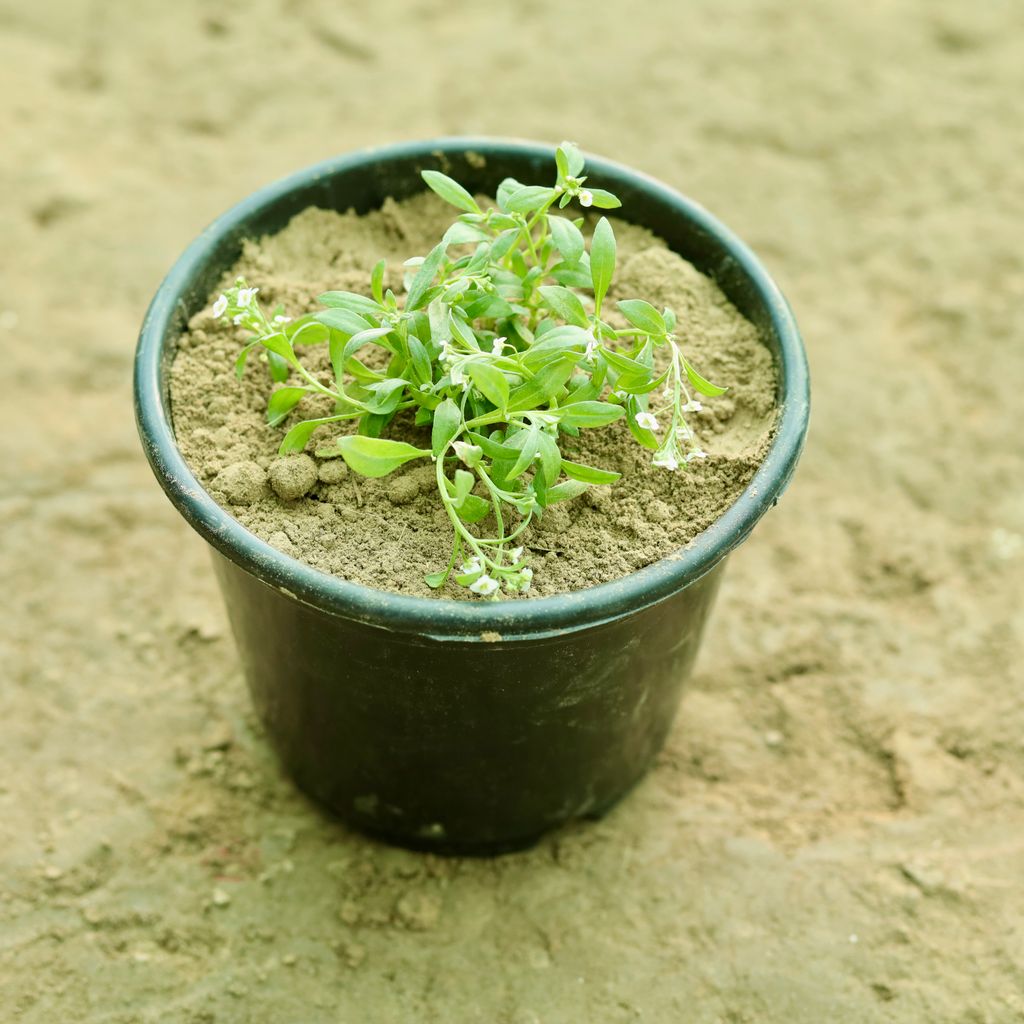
[371,259,386,303]
[558,141,585,177]
[508,356,576,411]
[448,311,480,350]
[364,378,407,415]
[277,415,347,455]
[358,412,393,438]
[421,170,481,214]
[490,228,520,261]
[455,493,490,523]
[626,396,660,451]
[506,185,557,214]
[466,430,520,460]
[545,479,589,505]
[431,398,461,457]
[555,145,570,181]
[331,326,393,383]
[266,386,308,427]
[287,320,330,346]
[424,568,450,589]
[259,332,301,370]
[316,308,373,336]
[269,353,292,383]
[344,356,384,385]
[600,346,651,377]
[234,340,259,379]
[496,177,524,212]
[614,369,669,396]
[557,401,625,428]
[508,425,540,479]
[535,431,562,487]
[407,334,432,387]
[328,436,430,478]
[520,327,591,373]
[405,242,447,312]
[586,188,621,209]
[452,468,475,505]
[617,299,666,336]
[467,362,510,411]
[443,221,490,246]
[684,360,728,397]
[547,216,585,263]
[538,285,589,327]
[318,291,382,316]
[590,217,616,313]
[550,260,592,289]
[560,459,621,485]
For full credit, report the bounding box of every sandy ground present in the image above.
[2,0,1023,1021]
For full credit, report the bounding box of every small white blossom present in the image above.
[509,546,524,561]
[684,449,708,463]
[470,574,500,596]
[584,330,598,359]
[450,363,467,388]
[652,449,679,471]
[273,314,292,325]
[212,295,228,318]
[635,411,659,432]
[461,557,481,575]
[236,287,258,307]
[579,189,594,208]
[232,314,244,325]
[682,399,703,413]
[519,567,533,591]
[491,336,506,357]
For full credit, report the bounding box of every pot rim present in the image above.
[134,136,809,640]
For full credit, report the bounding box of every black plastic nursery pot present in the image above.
[134,138,810,854]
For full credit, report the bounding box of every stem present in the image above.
[476,466,505,542]
[435,443,500,572]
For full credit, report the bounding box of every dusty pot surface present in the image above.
[134,138,809,854]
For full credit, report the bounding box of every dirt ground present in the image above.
[2,0,1023,1021]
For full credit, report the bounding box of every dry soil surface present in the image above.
[2,1,1023,1022]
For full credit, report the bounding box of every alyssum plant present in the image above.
[211,143,726,598]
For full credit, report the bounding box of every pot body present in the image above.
[135,138,809,855]
[213,550,725,852]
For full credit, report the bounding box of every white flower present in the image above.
[450,363,467,388]
[684,449,708,463]
[635,411,659,432]
[491,336,506,357]
[682,399,703,413]
[212,295,228,318]
[232,314,244,325]
[652,449,679,471]
[579,189,594,208]
[584,330,598,359]
[503,565,533,594]
[273,314,291,325]
[461,557,481,575]
[236,287,258,307]
[509,546,524,561]
[470,574,500,596]
[438,341,451,363]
